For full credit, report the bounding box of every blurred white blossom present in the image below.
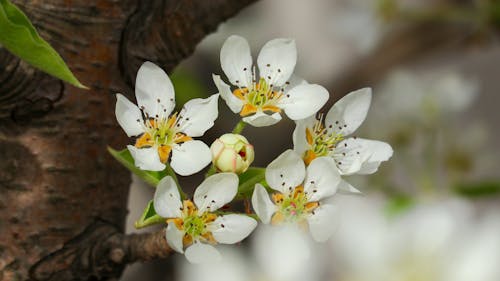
[329,196,500,281]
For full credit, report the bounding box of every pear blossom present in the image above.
[251,150,340,242]
[213,35,329,127]
[210,133,255,174]
[153,173,257,263]
[330,196,500,281]
[115,61,219,175]
[293,88,393,192]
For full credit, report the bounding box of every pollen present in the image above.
[271,185,319,225]
[234,78,285,117]
[168,199,220,249]
[302,117,344,164]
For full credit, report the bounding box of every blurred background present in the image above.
[123,0,500,280]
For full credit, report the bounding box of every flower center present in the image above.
[234,78,285,117]
[167,200,218,247]
[135,113,192,163]
[271,186,319,225]
[303,118,344,165]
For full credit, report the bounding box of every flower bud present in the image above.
[210,133,255,174]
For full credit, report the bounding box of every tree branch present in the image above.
[1,0,256,280]
[30,220,172,281]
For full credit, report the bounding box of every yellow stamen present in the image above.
[303,150,317,166]
[305,201,319,211]
[271,212,285,225]
[203,213,218,224]
[166,113,177,128]
[174,133,192,144]
[135,133,154,148]
[182,200,197,216]
[183,233,193,247]
[292,185,304,199]
[201,232,217,245]
[272,193,284,205]
[166,217,184,230]
[306,128,314,145]
[240,104,258,117]
[233,88,249,100]
[158,145,172,163]
[262,105,281,113]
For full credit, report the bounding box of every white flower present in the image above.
[293,88,393,192]
[115,61,219,175]
[153,174,257,264]
[213,35,329,127]
[251,150,340,242]
[330,197,500,281]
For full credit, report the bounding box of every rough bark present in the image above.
[0,0,255,280]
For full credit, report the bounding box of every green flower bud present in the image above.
[210,133,255,174]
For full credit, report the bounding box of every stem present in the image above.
[205,164,217,178]
[165,163,187,199]
[232,120,247,134]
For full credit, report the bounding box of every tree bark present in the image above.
[0,1,255,280]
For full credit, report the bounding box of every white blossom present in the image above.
[293,88,393,192]
[213,35,329,127]
[153,174,257,264]
[115,61,219,175]
[251,150,340,242]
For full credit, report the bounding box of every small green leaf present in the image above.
[385,196,414,217]
[236,167,266,199]
[0,0,86,88]
[108,147,167,187]
[455,181,500,198]
[135,200,165,229]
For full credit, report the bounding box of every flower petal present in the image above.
[115,94,144,137]
[307,203,338,242]
[242,110,281,127]
[220,35,253,88]
[153,176,183,218]
[303,157,341,202]
[325,87,372,136]
[251,184,277,224]
[135,61,175,117]
[257,38,297,87]
[292,116,316,156]
[357,139,393,175]
[279,83,329,120]
[212,74,243,114]
[266,150,306,194]
[337,179,362,194]
[177,94,219,137]
[166,223,184,253]
[208,214,257,244]
[185,242,221,264]
[127,145,165,171]
[194,173,238,212]
[333,138,392,175]
[170,140,211,176]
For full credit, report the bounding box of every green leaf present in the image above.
[108,147,167,187]
[236,167,266,199]
[384,196,414,217]
[0,0,86,88]
[455,181,500,198]
[134,200,165,229]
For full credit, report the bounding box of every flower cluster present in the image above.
[112,35,392,263]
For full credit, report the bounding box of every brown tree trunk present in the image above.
[0,1,255,280]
